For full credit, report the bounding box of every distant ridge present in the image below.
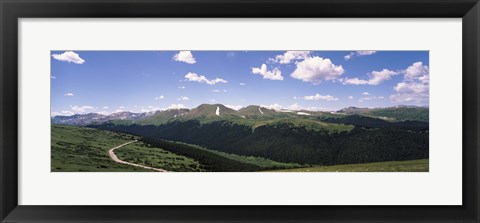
[51,104,429,126]
[238,105,276,117]
[186,104,239,118]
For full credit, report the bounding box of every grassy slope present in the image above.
[113,142,204,172]
[229,116,354,133]
[269,159,428,172]
[364,107,429,122]
[51,125,202,172]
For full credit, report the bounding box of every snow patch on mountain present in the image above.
[215,106,220,116]
[297,112,311,116]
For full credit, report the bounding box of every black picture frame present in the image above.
[1,0,479,222]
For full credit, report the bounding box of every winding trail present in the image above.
[108,140,167,172]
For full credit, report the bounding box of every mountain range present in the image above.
[52,104,429,126]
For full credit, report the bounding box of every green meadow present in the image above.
[269,159,429,172]
[51,125,201,172]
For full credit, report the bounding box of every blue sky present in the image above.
[51,50,429,116]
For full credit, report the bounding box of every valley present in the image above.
[51,104,429,172]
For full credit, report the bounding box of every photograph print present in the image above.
[51,50,429,172]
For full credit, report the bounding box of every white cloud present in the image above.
[404,62,429,81]
[342,69,399,85]
[96,111,111,116]
[343,62,428,97]
[166,104,186,109]
[64,93,74,97]
[251,64,283,81]
[288,103,302,110]
[70,105,95,114]
[342,78,369,85]
[262,103,283,110]
[178,96,189,101]
[173,51,196,64]
[212,89,227,93]
[52,51,85,64]
[357,93,387,103]
[239,83,246,86]
[51,110,75,117]
[184,72,227,85]
[304,93,338,101]
[290,56,344,84]
[390,62,430,103]
[419,75,429,84]
[210,99,216,102]
[357,51,377,56]
[344,51,377,60]
[51,75,56,79]
[348,96,354,99]
[155,95,165,100]
[178,86,186,89]
[103,106,109,109]
[369,69,399,85]
[141,106,161,113]
[271,51,310,64]
[283,103,327,111]
[390,82,429,103]
[394,82,429,94]
[260,103,328,112]
[344,53,354,61]
[225,104,243,110]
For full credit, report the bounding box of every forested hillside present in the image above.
[93,115,428,165]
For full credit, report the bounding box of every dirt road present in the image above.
[108,140,167,172]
